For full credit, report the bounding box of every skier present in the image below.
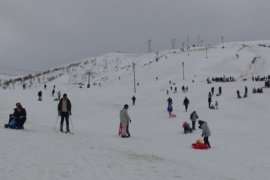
[38,90,42,101]
[58,94,72,133]
[190,111,199,130]
[132,95,136,105]
[183,97,190,112]
[44,84,47,90]
[198,120,211,148]
[119,104,132,138]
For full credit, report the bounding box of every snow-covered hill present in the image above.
[0,40,270,180]
[1,40,270,89]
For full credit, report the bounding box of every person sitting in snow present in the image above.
[182,121,193,134]
[198,120,211,148]
[5,103,27,129]
[5,114,17,129]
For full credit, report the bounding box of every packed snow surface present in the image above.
[0,41,270,180]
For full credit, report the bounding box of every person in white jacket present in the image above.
[120,104,132,138]
[198,120,211,148]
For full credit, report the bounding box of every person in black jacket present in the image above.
[167,97,172,105]
[132,95,136,105]
[38,90,42,101]
[58,93,72,132]
[183,97,190,112]
[13,103,27,129]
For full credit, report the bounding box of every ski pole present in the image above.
[69,117,75,133]
[54,116,59,130]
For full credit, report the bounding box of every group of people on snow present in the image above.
[5,93,72,133]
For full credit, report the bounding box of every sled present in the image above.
[170,113,177,118]
[118,122,123,136]
[192,139,209,150]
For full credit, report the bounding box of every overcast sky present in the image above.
[1,0,270,73]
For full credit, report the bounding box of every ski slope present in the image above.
[0,40,270,180]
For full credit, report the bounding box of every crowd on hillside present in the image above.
[207,76,236,84]
[4,70,270,151]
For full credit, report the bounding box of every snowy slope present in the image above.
[0,40,270,180]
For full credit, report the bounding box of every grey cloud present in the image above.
[0,0,270,72]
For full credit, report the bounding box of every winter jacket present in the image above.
[13,108,27,120]
[58,98,72,113]
[183,98,189,106]
[190,112,198,122]
[167,104,173,112]
[120,108,131,124]
[201,122,211,137]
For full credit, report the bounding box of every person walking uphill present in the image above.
[198,120,211,148]
[119,104,132,138]
[183,97,190,112]
[58,93,72,133]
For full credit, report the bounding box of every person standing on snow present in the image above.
[183,97,190,112]
[167,102,173,117]
[58,93,72,133]
[167,97,172,106]
[58,91,61,101]
[198,120,211,148]
[52,88,55,97]
[38,90,42,101]
[190,111,199,130]
[132,95,136,105]
[218,86,222,95]
[119,104,132,138]
[208,94,212,108]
